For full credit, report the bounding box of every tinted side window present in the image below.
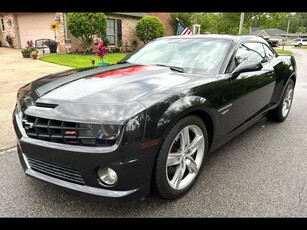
[233,42,265,68]
[303,38,307,42]
[262,44,275,62]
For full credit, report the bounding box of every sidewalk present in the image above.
[0,47,71,151]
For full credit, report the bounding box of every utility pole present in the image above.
[283,16,291,51]
[286,17,291,36]
[239,12,245,35]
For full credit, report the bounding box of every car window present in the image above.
[303,38,307,42]
[125,38,231,75]
[262,44,275,62]
[233,42,265,69]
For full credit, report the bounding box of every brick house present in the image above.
[0,12,173,52]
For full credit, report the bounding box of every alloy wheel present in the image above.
[166,125,205,190]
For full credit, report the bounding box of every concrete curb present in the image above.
[0,147,17,155]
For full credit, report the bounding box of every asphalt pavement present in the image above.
[1,47,307,217]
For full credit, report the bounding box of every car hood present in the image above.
[35,64,190,104]
[19,63,209,124]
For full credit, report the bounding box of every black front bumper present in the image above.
[13,111,158,203]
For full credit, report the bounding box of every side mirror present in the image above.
[231,60,263,79]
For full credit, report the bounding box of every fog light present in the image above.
[98,167,118,186]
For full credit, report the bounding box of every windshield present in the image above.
[124,37,231,75]
[294,38,302,42]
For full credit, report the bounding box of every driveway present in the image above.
[0,47,71,150]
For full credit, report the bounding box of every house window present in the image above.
[106,19,116,45]
[0,18,5,32]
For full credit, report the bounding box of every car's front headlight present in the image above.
[91,124,121,140]
[78,123,122,146]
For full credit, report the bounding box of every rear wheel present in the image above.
[266,79,294,122]
[152,115,208,200]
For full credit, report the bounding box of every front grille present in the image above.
[27,156,85,185]
[22,115,115,147]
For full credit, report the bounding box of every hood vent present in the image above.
[35,102,58,109]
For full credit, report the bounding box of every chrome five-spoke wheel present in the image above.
[166,125,205,190]
[282,83,294,118]
[153,115,208,200]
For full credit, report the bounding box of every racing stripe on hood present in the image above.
[91,65,162,79]
[34,63,135,98]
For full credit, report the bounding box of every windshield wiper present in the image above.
[156,64,184,73]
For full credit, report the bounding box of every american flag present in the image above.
[176,20,192,35]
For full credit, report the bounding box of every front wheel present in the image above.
[298,43,302,47]
[266,79,294,122]
[152,115,208,200]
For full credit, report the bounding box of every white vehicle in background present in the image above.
[292,38,307,47]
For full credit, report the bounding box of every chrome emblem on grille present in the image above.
[22,120,34,129]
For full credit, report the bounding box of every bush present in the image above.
[136,16,165,44]
[67,12,107,51]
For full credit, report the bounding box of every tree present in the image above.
[67,12,107,51]
[191,13,221,34]
[279,13,307,33]
[136,16,165,44]
[170,13,193,34]
[250,12,288,30]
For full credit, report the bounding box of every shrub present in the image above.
[97,41,106,61]
[136,16,165,44]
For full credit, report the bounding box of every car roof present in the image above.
[160,34,267,43]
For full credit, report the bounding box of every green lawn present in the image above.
[293,46,307,49]
[274,48,292,55]
[39,53,128,68]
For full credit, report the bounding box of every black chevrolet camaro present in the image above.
[13,35,297,202]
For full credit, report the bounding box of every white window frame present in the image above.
[0,18,5,32]
[106,18,116,45]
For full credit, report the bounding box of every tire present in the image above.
[152,115,208,200]
[266,79,294,122]
[298,43,302,47]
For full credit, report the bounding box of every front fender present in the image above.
[145,96,214,141]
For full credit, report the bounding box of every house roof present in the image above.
[112,12,149,18]
[251,28,287,37]
[277,33,307,37]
